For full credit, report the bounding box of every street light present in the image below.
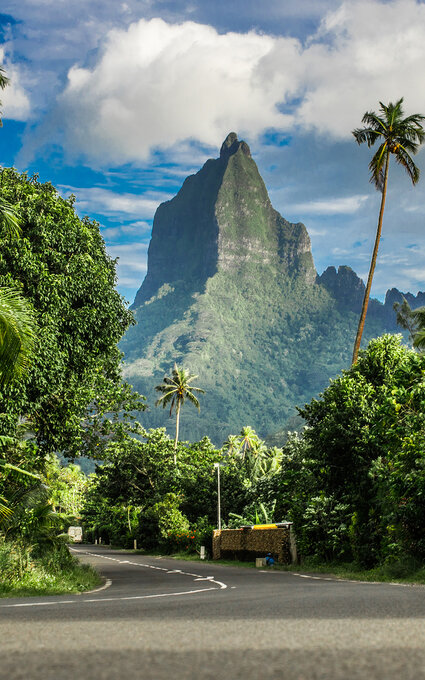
[214,462,221,531]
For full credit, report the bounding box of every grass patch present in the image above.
[0,540,101,598]
[278,556,425,585]
[167,552,425,582]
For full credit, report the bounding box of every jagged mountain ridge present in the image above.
[121,133,422,445]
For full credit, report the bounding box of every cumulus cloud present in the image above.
[57,17,294,162]
[54,1,425,164]
[294,0,425,136]
[0,47,31,121]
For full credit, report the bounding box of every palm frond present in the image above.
[368,142,388,189]
[352,127,382,147]
[0,286,37,384]
[413,329,425,351]
[0,66,10,90]
[0,197,21,238]
[361,111,387,132]
[0,459,40,479]
[184,390,201,410]
[0,495,13,522]
[394,146,420,184]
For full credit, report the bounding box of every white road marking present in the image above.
[290,572,417,587]
[69,547,228,592]
[0,587,219,609]
[81,579,113,595]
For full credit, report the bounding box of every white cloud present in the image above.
[400,267,425,283]
[59,185,170,218]
[101,220,152,239]
[289,194,369,216]
[121,220,151,234]
[54,2,425,164]
[0,46,31,121]
[57,17,294,163]
[294,0,425,137]
[107,242,148,270]
[106,241,148,292]
[101,227,121,239]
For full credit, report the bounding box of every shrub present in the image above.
[136,493,190,551]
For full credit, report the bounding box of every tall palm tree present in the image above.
[155,363,205,463]
[351,98,425,364]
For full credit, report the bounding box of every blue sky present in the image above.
[1,0,425,304]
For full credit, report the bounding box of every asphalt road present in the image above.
[2,545,425,680]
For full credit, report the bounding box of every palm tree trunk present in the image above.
[352,154,390,364]
[174,402,180,464]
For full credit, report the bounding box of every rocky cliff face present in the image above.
[122,134,421,445]
[133,133,315,308]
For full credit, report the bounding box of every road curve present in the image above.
[2,545,425,680]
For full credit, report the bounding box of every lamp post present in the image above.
[214,462,221,531]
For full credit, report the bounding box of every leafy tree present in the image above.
[155,363,205,461]
[298,334,425,564]
[0,168,144,457]
[352,99,425,364]
[44,456,88,517]
[81,428,225,545]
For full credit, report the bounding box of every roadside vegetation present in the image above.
[1,74,425,592]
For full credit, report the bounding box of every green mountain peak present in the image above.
[133,133,315,308]
[122,134,405,445]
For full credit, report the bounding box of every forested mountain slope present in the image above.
[121,133,422,444]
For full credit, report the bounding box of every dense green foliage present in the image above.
[254,335,425,565]
[0,286,37,384]
[80,425,286,553]
[86,335,425,570]
[0,168,144,457]
[0,167,142,594]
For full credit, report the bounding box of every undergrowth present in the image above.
[0,539,101,597]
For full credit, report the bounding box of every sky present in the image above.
[1,0,425,304]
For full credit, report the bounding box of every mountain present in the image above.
[121,133,422,445]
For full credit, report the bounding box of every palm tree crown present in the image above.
[351,98,425,364]
[353,98,425,189]
[155,363,205,462]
